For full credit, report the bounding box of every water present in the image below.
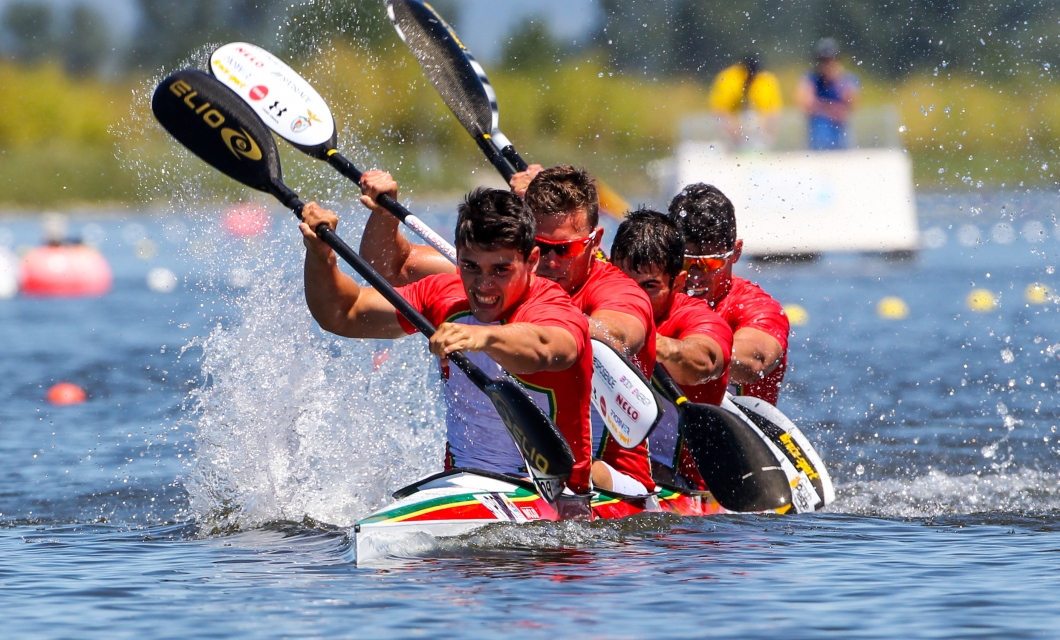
[2,196,1060,638]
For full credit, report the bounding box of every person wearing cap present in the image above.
[707,54,783,151]
[795,38,860,150]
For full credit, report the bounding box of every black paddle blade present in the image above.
[680,403,793,513]
[735,404,830,505]
[484,378,574,502]
[387,0,497,137]
[152,69,283,197]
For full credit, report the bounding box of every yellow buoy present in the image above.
[967,288,998,312]
[784,303,809,326]
[1025,283,1052,305]
[877,296,910,320]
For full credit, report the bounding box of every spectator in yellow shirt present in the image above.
[708,54,782,150]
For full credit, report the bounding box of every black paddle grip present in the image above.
[499,145,529,172]
[476,135,516,182]
[326,151,414,224]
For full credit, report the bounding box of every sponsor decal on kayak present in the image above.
[779,432,819,480]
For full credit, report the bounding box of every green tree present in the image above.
[501,17,561,72]
[62,4,109,76]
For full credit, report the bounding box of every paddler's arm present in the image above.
[429,322,578,375]
[588,310,646,359]
[656,334,727,387]
[729,327,784,385]
[358,170,455,287]
[300,201,409,339]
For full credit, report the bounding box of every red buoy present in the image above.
[20,245,112,297]
[223,203,271,237]
[46,382,87,405]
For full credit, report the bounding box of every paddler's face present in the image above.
[684,238,742,305]
[457,245,540,323]
[532,208,603,295]
[616,261,687,323]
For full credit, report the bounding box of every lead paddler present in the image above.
[300,189,595,508]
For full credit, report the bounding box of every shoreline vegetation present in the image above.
[3,45,1058,210]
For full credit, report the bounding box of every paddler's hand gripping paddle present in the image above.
[207,41,663,450]
[150,69,573,503]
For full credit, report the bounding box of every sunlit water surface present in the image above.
[3,193,1060,638]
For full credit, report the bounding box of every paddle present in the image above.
[151,68,573,503]
[208,42,456,263]
[209,41,663,450]
[726,394,835,506]
[386,0,632,217]
[651,363,800,513]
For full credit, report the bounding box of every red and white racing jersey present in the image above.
[650,292,734,471]
[569,259,657,491]
[396,273,593,493]
[713,276,790,405]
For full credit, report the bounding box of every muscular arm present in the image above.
[588,310,646,358]
[430,322,579,375]
[729,327,784,385]
[656,334,727,386]
[358,170,455,286]
[301,202,409,339]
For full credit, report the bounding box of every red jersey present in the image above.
[570,259,657,491]
[712,276,790,404]
[652,293,734,478]
[396,274,593,494]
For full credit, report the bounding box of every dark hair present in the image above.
[667,183,736,250]
[611,208,685,279]
[524,165,599,229]
[455,187,536,257]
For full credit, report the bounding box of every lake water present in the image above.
[2,191,1060,638]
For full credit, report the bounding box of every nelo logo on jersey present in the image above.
[249,85,269,100]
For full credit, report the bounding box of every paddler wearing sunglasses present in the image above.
[301,189,595,498]
[514,165,658,497]
[668,183,790,405]
[609,209,734,490]
[357,167,658,496]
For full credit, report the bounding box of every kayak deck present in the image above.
[352,468,726,564]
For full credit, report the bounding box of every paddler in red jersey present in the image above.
[300,189,595,503]
[667,183,790,405]
[511,165,658,496]
[609,209,734,489]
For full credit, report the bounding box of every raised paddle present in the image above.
[151,68,573,503]
[386,0,632,217]
[651,363,810,513]
[208,41,664,450]
[210,42,457,261]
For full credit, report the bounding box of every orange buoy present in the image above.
[20,245,112,297]
[223,203,271,237]
[46,382,87,405]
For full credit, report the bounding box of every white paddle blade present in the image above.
[209,42,336,150]
[729,394,836,506]
[590,339,660,449]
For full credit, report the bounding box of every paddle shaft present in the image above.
[272,181,490,388]
[323,150,458,262]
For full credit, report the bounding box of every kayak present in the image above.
[352,467,752,564]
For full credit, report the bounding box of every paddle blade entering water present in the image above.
[152,69,282,195]
[387,0,497,138]
[209,42,338,159]
[680,403,793,512]
[484,378,573,502]
[729,395,835,506]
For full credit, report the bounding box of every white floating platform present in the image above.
[671,142,919,257]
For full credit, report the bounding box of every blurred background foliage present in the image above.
[2,0,1058,206]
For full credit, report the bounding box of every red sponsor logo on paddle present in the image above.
[616,394,639,421]
[249,85,269,101]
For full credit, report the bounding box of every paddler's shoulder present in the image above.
[398,271,464,297]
